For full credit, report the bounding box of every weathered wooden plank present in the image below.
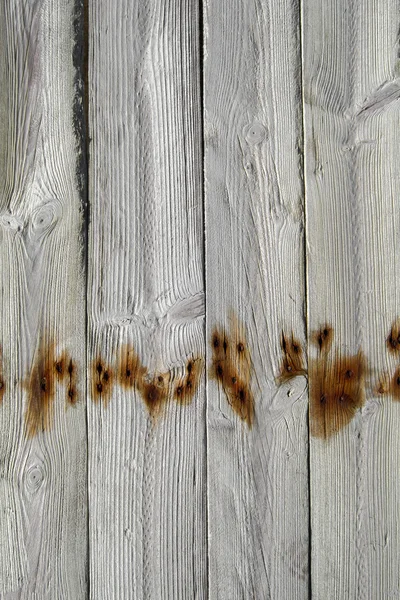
[204,0,309,597]
[0,0,87,597]
[88,1,206,598]
[303,0,400,597]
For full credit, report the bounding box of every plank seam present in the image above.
[298,0,312,596]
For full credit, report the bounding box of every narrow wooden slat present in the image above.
[88,1,206,598]
[0,0,87,597]
[303,0,400,597]
[204,0,309,597]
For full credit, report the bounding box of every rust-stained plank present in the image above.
[0,0,87,596]
[303,0,400,596]
[87,0,206,597]
[204,0,309,596]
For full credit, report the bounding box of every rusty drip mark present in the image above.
[174,356,204,405]
[309,326,366,439]
[24,337,57,438]
[210,319,254,427]
[278,331,306,382]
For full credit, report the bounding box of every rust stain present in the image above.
[377,367,400,401]
[309,326,366,439]
[387,319,400,354]
[311,324,333,353]
[24,337,57,438]
[174,356,204,404]
[91,357,114,406]
[117,344,170,417]
[118,344,147,390]
[66,358,78,405]
[278,332,306,382]
[54,351,78,405]
[140,373,170,417]
[210,319,254,427]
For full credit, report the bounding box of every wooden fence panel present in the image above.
[0,0,88,597]
[87,1,206,598]
[303,0,400,597]
[204,0,309,597]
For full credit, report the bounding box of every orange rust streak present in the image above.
[210,324,254,427]
[24,337,57,438]
[278,332,306,382]
[309,350,366,439]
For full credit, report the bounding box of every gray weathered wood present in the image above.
[303,0,400,597]
[204,0,309,597]
[87,1,206,598]
[0,0,87,597]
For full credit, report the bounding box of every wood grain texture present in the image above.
[204,0,309,597]
[303,0,400,597]
[87,1,206,598]
[0,0,87,597]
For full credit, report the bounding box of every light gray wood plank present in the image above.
[87,1,206,598]
[0,0,87,597]
[303,0,400,597]
[204,0,309,597]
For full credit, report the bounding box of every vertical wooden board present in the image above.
[0,0,87,598]
[303,0,400,597]
[204,0,309,598]
[88,1,206,598]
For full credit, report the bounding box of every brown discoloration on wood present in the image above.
[54,353,67,380]
[91,357,114,406]
[278,332,306,382]
[0,347,5,404]
[311,324,334,353]
[387,319,400,354]
[66,358,78,405]
[140,373,170,417]
[117,344,171,416]
[174,356,204,404]
[376,367,400,400]
[24,337,57,438]
[117,344,147,390]
[210,319,254,427]
[54,351,78,405]
[309,330,366,439]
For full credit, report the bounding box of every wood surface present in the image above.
[303,0,400,598]
[1,0,399,598]
[0,0,87,598]
[87,0,206,598]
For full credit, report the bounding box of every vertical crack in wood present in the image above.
[72,0,90,594]
[298,0,312,594]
